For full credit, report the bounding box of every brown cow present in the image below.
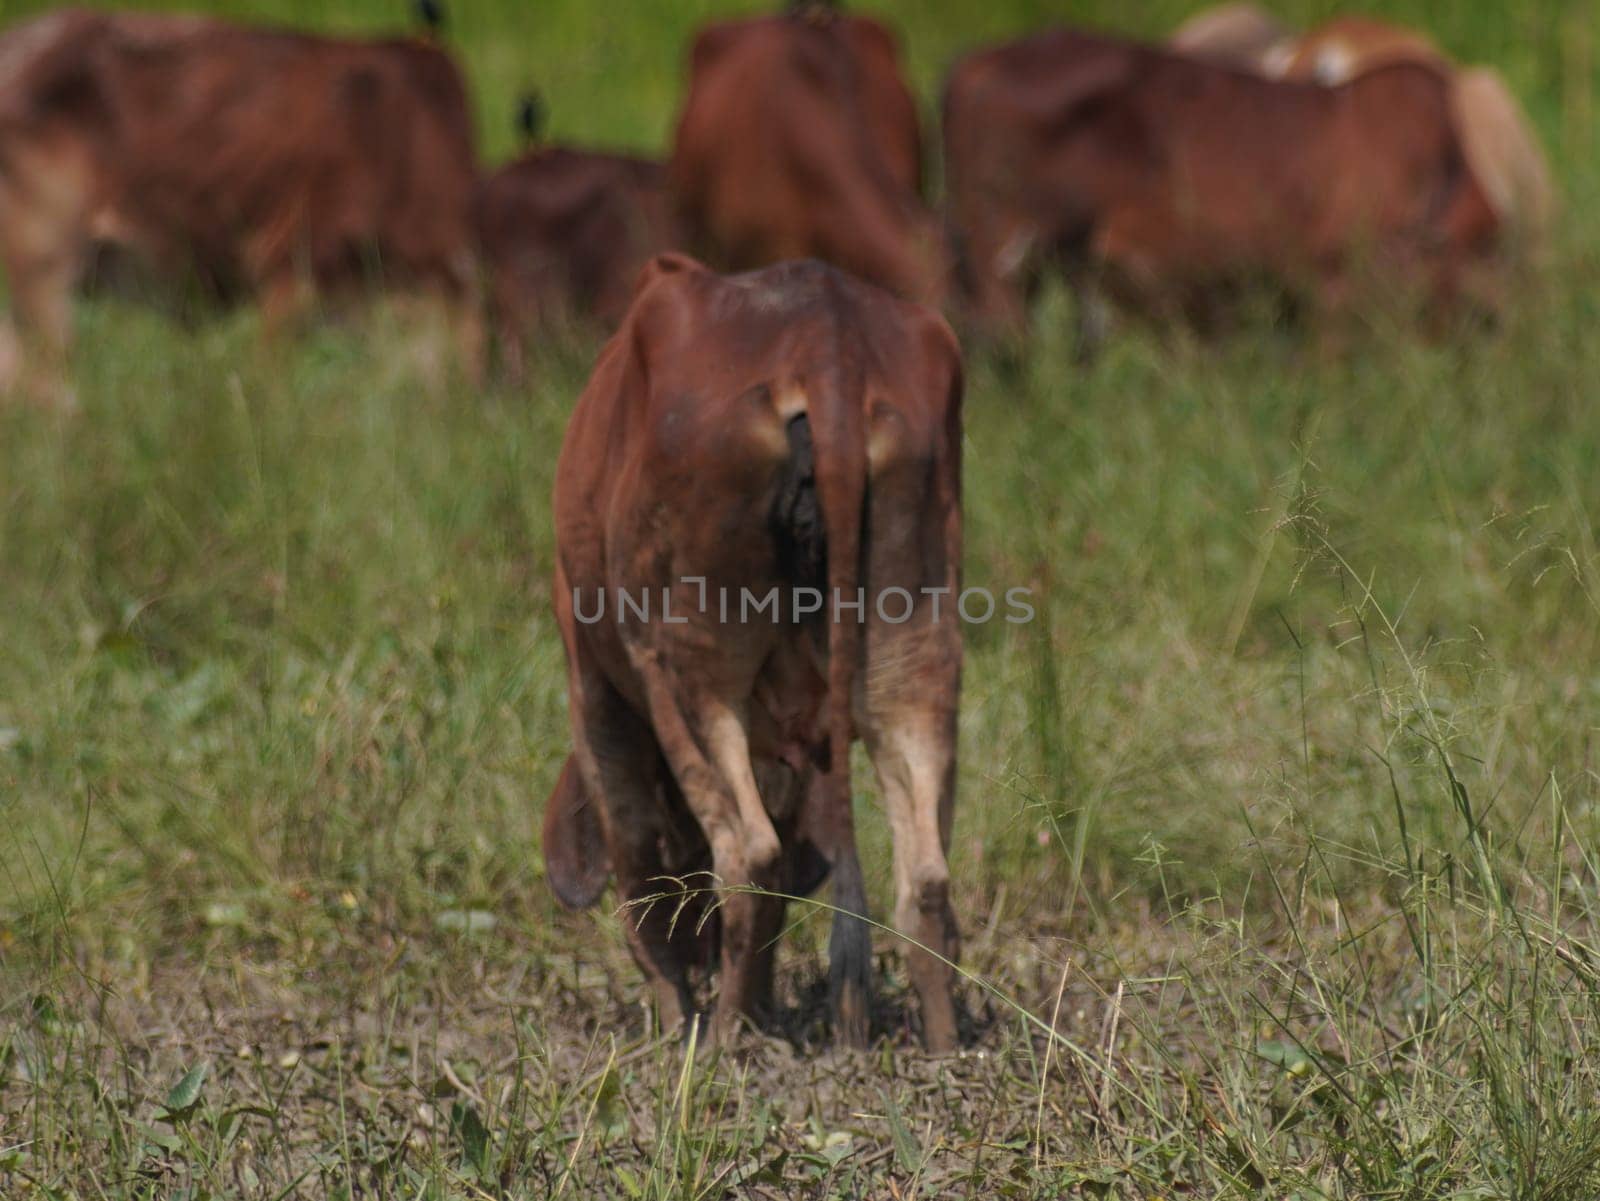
[669,5,945,307]
[544,253,963,1050]
[943,28,1501,349]
[1269,18,1555,254]
[477,98,682,381]
[0,8,481,407]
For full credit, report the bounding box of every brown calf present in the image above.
[0,8,480,405]
[477,137,681,381]
[545,254,963,1050]
[943,28,1501,348]
[669,6,945,307]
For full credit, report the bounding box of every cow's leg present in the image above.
[0,150,91,409]
[854,387,965,1052]
[570,681,699,1032]
[557,561,700,1031]
[1309,261,1357,360]
[596,749,701,1032]
[384,288,450,392]
[635,670,783,1043]
[498,315,527,385]
[491,279,530,386]
[746,760,830,1021]
[384,278,485,392]
[448,280,487,389]
[745,891,787,1020]
[1090,215,1190,350]
[8,241,80,382]
[0,324,20,397]
[863,715,960,1053]
[695,702,787,1037]
[1067,262,1113,365]
[957,217,1033,343]
[257,267,316,342]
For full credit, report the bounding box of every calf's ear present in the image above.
[542,756,610,909]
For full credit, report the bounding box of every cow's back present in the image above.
[672,20,833,249]
[1274,16,1445,84]
[1274,19,1554,246]
[944,27,1497,330]
[1124,53,1449,244]
[32,15,477,293]
[670,14,939,302]
[838,16,923,197]
[479,147,677,326]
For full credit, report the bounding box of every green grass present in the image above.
[5,0,1600,1197]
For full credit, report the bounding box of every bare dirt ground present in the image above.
[11,888,1504,1200]
[1,900,1245,1197]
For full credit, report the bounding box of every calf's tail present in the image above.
[774,361,872,1047]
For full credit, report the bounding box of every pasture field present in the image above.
[5,0,1600,1197]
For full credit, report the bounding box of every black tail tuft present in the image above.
[414,0,444,34]
[828,846,872,1047]
[516,90,546,145]
[771,414,828,598]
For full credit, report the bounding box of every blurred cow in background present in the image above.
[670,2,946,308]
[476,94,683,383]
[0,6,481,408]
[943,27,1503,352]
[1169,8,1555,260]
[1271,17,1555,257]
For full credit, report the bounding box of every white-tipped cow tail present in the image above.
[778,365,873,1048]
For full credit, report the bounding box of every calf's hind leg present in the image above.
[864,714,961,1053]
[567,672,702,1032]
[634,667,785,1044]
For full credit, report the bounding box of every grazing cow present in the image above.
[669,5,945,307]
[1270,17,1555,253]
[476,96,682,381]
[0,7,481,406]
[942,28,1501,348]
[1168,3,1290,68]
[544,253,963,1050]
